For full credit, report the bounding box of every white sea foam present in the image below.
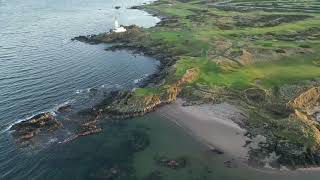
[46,137,58,145]
[3,110,52,134]
[53,100,75,113]
[133,74,149,84]
[101,84,115,89]
[75,89,83,94]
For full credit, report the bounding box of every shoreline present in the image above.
[155,99,320,174]
[11,0,320,172]
[156,99,249,162]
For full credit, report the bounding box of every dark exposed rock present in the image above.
[10,112,62,141]
[71,35,102,44]
[57,104,72,113]
[60,120,102,144]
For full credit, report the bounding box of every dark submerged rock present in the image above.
[128,129,150,152]
[155,156,187,169]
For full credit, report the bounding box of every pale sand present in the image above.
[157,99,249,162]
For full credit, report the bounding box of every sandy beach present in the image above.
[157,99,250,162]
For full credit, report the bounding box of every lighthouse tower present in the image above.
[113,17,126,33]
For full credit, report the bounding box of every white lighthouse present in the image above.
[113,17,126,33]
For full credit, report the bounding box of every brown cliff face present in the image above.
[105,68,199,119]
[176,68,199,86]
[289,87,320,114]
[288,87,320,122]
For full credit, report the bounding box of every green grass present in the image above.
[143,0,320,90]
[133,0,320,166]
[134,87,163,96]
[175,54,320,90]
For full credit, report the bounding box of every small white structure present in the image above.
[113,18,126,33]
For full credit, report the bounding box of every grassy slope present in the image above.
[142,0,320,89]
[127,0,320,166]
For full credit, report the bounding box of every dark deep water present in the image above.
[0,0,159,133]
[2,0,320,179]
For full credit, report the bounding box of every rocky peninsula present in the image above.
[71,0,320,169]
[13,0,320,170]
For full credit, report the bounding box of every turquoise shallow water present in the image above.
[2,0,320,179]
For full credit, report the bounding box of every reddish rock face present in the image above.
[289,86,320,122]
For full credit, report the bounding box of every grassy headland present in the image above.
[75,0,320,169]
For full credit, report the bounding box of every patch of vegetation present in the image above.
[90,0,320,167]
[140,0,320,168]
[174,54,320,89]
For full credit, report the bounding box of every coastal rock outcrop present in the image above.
[104,68,199,119]
[77,120,102,137]
[10,112,62,141]
[288,86,320,122]
[72,25,142,44]
[104,86,177,119]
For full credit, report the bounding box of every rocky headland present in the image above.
[12,0,320,170]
